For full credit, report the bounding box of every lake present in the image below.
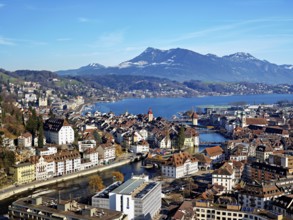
[91,94,293,119]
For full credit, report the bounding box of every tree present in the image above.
[93,130,102,144]
[88,175,105,192]
[115,145,123,157]
[177,126,185,150]
[112,171,124,182]
[38,116,44,147]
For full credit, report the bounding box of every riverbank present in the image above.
[0,159,130,201]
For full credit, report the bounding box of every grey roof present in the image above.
[112,179,145,195]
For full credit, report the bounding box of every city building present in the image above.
[255,145,273,162]
[130,140,149,154]
[9,196,126,220]
[18,132,33,147]
[97,142,116,164]
[212,162,235,192]
[161,152,198,178]
[78,140,97,152]
[238,182,283,209]
[53,150,81,175]
[44,118,75,145]
[9,162,35,185]
[202,145,225,165]
[30,155,55,180]
[194,200,283,220]
[92,175,161,220]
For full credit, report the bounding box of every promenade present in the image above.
[0,159,130,201]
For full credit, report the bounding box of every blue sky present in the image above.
[0,0,292,71]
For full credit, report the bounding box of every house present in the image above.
[97,142,116,164]
[83,148,99,166]
[212,162,235,192]
[154,131,172,149]
[161,152,198,178]
[202,146,225,165]
[183,127,199,147]
[18,132,33,147]
[193,153,212,170]
[255,145,273,162]
[131,140,149,154]
[171,201,195,220]
[242,117,268,127]
[44,118,75,145]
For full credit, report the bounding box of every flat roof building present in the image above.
[9,196,126,220]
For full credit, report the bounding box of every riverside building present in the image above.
[92,175,161,220]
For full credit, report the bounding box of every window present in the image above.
[127,197,130,209]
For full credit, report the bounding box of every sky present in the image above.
[0,0,292,71]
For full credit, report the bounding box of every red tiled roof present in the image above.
[204,146,224,157]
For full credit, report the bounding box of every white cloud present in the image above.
[90,31,124,48]
[78,17,90,23]
[0,37,15,46]
[56,38,71,42]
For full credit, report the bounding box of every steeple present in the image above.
[148,108,153,122]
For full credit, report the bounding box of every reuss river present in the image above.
[91,93,293,119]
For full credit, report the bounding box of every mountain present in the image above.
[56,47,293,84]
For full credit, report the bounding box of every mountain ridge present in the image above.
[56,47,293,84]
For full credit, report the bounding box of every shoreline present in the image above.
[0,159,130,201]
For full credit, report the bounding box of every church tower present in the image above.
[148,108,153,122]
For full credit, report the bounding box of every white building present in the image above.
[238,183,283,209]
[38,96,47,107]
[36,146,58,156]
[32,155,55,180]
[97,143,116,164]
[83,148,99,166]
[130,140,149,154]
[184,127,199,147]
[44,118,75,145]
[212,162,235,192]
[194,201,283,220]
[53,150,81,176]
[78,140,96,152]
[202,145,225,165]
[18,132,32,147]
[161,152,198,178]
[92,175,161,220]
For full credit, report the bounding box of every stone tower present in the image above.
[191,112,198,126]
[148,108,153,122]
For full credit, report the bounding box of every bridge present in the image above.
[199,141,225,146]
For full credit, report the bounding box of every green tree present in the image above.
[38,116,44,147]
[93,130,102,144]
[177,126,185,150]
